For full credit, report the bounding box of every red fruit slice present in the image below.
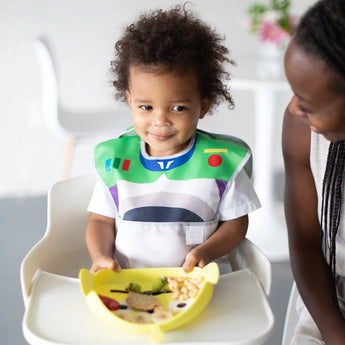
[98,294,121,311]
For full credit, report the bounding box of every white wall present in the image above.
[0,0,314,198]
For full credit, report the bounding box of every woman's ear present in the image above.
[199,98,210,119]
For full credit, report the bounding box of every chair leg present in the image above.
[60,138,75,179]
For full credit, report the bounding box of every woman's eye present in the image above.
[172,105,187,111]
[139,105,152,111]
[298,104,307,113]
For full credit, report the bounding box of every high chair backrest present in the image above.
[20,175,95,304]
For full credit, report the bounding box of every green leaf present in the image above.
[247,3,267,16]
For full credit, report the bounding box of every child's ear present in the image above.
[125,90,131,105]
[199,98,210,119]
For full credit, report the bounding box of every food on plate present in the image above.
[114,304,174,324]
[79,262,219,341]
[126,282,142,293]
[110,274,205,324]
[131,311,153,324]
[151,276,170,295]
[98,295,120,311]
[126,291,160,311]
[114,309,132,322]
[168,275,204,300]
[151,307,173,323]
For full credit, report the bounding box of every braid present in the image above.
[321,142,345,286]
[295,0,345,80]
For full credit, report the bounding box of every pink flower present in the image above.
[259,20,289,45]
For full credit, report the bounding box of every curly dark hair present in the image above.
[110,3,235,112]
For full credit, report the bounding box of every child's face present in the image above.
[126,66,209,156]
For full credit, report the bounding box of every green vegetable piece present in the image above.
[126,282,141,293]
[161,281,170,293]
[152,277,163,294]
[152,276,170,294]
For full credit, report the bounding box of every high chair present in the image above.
[21,174,274,345]
[282,282,299,345]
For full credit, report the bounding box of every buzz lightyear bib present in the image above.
[94,127,250,268]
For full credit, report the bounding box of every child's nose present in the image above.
[153,110,170,125]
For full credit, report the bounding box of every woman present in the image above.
[282,0,345,344]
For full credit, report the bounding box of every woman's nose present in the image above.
[288,96,306,118]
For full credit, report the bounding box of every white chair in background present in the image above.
[20,174,274,345]
[282,282,299,345]
[33,37,132,178]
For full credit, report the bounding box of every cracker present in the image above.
[126,291,160,311]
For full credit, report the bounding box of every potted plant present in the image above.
[247,0,298,79]
[247,0,297,47]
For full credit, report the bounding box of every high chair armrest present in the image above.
[228,238,271,296]
[21,236,52,306]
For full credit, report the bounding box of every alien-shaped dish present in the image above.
[79,262,219,343]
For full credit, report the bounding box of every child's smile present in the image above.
[126,65,210,157]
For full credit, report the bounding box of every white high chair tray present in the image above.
[23,268,274,345]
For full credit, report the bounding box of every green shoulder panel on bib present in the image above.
[171,131,250,181]
[94,135,143,187]
[94,129,250,187]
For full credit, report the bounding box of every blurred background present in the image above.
[1,0,315,344]
[1,0,313,197]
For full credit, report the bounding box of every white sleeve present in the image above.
[87,179,117,219]
[218,169,261,221]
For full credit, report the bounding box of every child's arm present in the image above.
[182,215,248,272]
[86,212,121,273]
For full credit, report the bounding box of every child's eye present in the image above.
[172,105,187,112]
[139,105,152,111]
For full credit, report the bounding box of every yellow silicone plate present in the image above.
[79,262,219,343]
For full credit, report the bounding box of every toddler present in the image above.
[86,4,261,274]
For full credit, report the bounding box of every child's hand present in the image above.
[182,247,211,273]
[90,255,121,273]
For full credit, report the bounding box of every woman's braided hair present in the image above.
[295,0,345,287]
[321,142,345,285]
[110,3,235,113]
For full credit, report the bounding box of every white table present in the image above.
[232,78,292,261]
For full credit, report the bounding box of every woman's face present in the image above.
[284,39,345,142]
